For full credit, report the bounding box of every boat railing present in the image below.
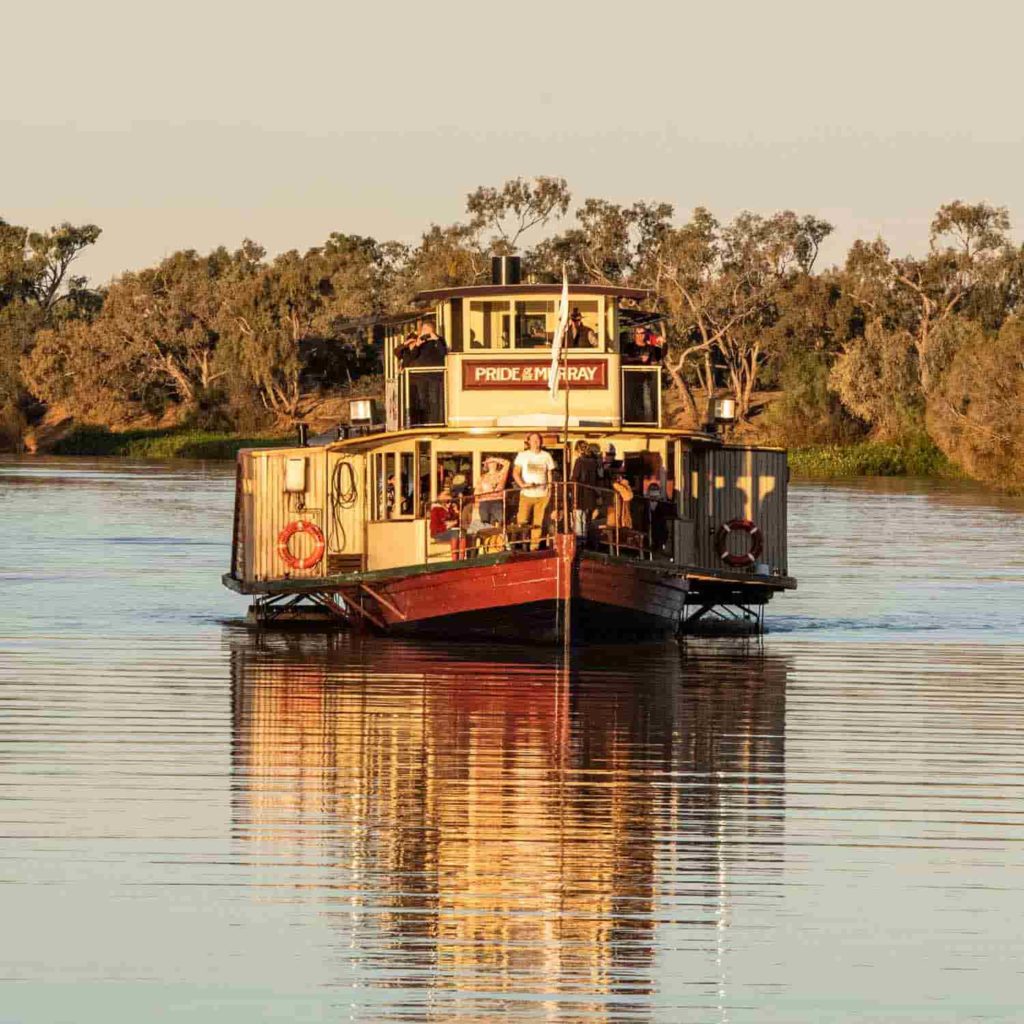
[428,482,677,563]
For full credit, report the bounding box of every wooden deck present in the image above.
[222,549,795,597]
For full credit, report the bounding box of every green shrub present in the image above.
[50,426,292,459]
[790,438,961,479]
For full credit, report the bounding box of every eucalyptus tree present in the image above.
[527,198,674,284]
[217,234,395,419]
[655,208,831,423]
[837,201,1012,396]
[466,176,571,254]
[926,317,1024,489]
[1,218,101,420]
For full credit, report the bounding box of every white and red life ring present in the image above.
[716,518,763,568]
[277,520,325,570]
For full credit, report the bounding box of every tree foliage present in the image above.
[6,184,1024,490]
[0,218,101,418]
[466,176,570,253]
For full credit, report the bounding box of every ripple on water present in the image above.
[0,461,1022,1022]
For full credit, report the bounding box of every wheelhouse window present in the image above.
[468,301,511,350]
[514,300,556,348]
[462,294,610,350]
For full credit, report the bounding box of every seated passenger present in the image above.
[429,488,460,542]
[476,455,511,526]
[566,308,597,348]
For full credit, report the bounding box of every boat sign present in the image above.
[461,359,608,390]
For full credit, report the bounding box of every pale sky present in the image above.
[3,0,1023,283]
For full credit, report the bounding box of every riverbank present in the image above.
[788,439,962,480]
[49,426,293,460]
[44,425,966,486]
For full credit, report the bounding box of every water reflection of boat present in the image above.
[228,635,789,1016]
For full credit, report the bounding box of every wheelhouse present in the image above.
[381,278,666,432]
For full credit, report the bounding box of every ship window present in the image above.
[371,453,384,520]
[449,298,463,353]
[370,451,408,521]
[383,452,396,519]
[468,301,511,350]
[514,300,555,348]
[398,452,414,517]
[416,440,431,514]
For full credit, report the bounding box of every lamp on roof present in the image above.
[713,397,736,424]
[349,398,374,425]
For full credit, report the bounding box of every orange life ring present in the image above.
[277,520,325,570]
[716,518,763,568]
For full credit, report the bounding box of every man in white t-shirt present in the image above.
[513,432,556,550]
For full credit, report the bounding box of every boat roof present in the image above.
[412,282,651,303]
[235,426,790,458]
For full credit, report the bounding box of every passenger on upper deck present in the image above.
[395,330,419,368]
[416,320,448,365]
[623,326,665,365]
[400,321,448,367]
[623,326,665,424]
[403,320,448,425]
[565,308,597,349]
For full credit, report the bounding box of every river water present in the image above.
[1,458,1022,1022]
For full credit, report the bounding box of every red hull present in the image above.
[341,538,689,643]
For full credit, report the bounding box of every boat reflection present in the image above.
[229,636,789,1018]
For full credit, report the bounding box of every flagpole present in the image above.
[561,276,571,655]
[547,265,572,649]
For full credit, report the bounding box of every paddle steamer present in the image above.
[223,257,795,641]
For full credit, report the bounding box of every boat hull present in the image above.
[341,542,689,643]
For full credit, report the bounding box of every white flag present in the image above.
[549,264,570,401]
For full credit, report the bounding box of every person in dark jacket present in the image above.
[405,320,448,424]
[570,439,601,537]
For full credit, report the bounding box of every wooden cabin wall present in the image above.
[325,452,366,574]
[235,453,254,581]
[249,450,328,582]
[366,520,427,571]
[693,447,788,575]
